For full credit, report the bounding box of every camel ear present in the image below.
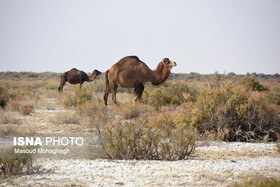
[162,58,170,64]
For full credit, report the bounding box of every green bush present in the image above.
[197,80,280,141]
[63,87,93,108]
[239,75,266,91]
[0,146,40,178]
[27,73,39,78]
[142,81,196,109]
[94,103,200,160]
[41,82,57,90]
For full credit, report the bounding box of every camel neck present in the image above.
[151,63,170,85]
[88,73,96,81]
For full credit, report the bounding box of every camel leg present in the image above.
[58,74,67,92]
[103,86,111,106]
[111,84,118,106]
[137,84,144,103]
[134,83,144,104]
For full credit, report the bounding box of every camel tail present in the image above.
[103,70,110,106]
[58,73,66,92]
[105,70,109,90]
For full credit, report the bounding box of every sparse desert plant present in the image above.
[197,80,280,141]
[232,175,280,187]
[0,146,41,178]
[95,103,200,160]
[63,87,93,108]
[20,104,34,115]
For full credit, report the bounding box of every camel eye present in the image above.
[167,61,170,64]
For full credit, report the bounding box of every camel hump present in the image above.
[70,68,79,71]
[122,56,143,62]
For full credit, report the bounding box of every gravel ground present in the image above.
[1,142,279,187]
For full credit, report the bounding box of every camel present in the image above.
[58,68,102,92]
[103,56,176,106]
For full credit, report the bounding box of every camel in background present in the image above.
[58,68,102,92]
[104,56,176,106]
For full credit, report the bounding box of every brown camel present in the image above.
[103,56,176,106]
[58,68,102,92]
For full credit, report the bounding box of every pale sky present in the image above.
[0,0,279,74]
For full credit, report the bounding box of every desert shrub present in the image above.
[0,86,15,109]
[6,99,21,112]
[95,103,200,160]
[197,80,280,141]
[63,87,93,108]
[265,87,280,105]
[118,103,152,120]
[239,75,266,91]
[20,104,34,115]
[232,176,280,187]
[27,72,39,78]
[0,146,41,178]
[41,82,57,90]
[143,81,196,109]
[0,110,21,124]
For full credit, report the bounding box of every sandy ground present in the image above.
[1,142,279,187]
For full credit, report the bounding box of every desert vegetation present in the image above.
[1,71,279,141]
[0,71,279,184]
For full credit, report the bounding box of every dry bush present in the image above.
[49,112,81,125]
[0,126,36,136]
[197,80,280,141]
[0,110,21,125]
[0,85,16,109]
[118,103,152,120]
[0,146,42,178]
[94,103,200,160]
[20,104,34,115]
[6,99,21,112]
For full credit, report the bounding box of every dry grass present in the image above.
[49,111,81,125]
[0,125,36,136]
[0,110,21,125]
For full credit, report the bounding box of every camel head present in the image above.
[89,69,102,81]
[162,58,177,70]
